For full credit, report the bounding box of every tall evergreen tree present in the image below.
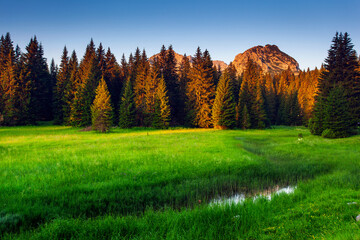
[178,54,191,125]
[310,32,360,136]
[236,59,262,128]
[54,46,70,124]
[91,77,113,132]
[133,49,150,126]
[252,80,269,129]
[186,47,215,128]
[119,78,136,128]
[22,36,52,122]
[0,47,20,125]
[322,85,352,137]
[63,50,78,125]
[70,39,100,126]
[153,76,171,128]
[212,72,236,129]
[163,45,180,125]
[104,48,122,123]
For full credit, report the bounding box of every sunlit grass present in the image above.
[1,126,359,239]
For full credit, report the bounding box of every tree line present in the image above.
[0,32,358,136]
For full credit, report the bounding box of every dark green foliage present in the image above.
[54,46,69,124]
[91,77,113,132]
[264,73,277,124]
[118,78,136,128]
[212,72,236,129]
[241,105,251,129]
[178,54,191,125]
[23,36,52,122]
[236,59,268,129]
[252,80,269,129]
[322,86,352,137]
[311,32,360,137]
[63,51,78,125]
[104,48,122,124]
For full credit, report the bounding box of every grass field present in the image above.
[0,125,360,239]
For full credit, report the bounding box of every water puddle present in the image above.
[210,186,296,206]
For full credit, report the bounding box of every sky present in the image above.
[1,0,359,70]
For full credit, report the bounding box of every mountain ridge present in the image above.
[149,45,299,75]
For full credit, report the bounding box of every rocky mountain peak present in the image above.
[232,45,299,75]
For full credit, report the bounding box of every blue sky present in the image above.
[1,0,359,70]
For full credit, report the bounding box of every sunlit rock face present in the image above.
[232,44,300,75]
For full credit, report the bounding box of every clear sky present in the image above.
[1,0,359,70]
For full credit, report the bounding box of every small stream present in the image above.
[210,186,296,206]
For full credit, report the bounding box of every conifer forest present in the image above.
[1,32,358,137]
[1,30,360,239]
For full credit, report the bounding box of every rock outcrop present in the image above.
[232,45,299,75]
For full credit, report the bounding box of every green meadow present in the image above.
[0,126,359,239]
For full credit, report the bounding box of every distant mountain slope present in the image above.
[232,45,300,75]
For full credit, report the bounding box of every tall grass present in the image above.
[1,126,359,239]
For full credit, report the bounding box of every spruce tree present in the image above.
[321,85,352,138]
[119,78,136,128]
[252,80,269,129]
[236,59,263,128]
[54,46,69,124]
[23,36,52,122]
[212,72,236,129]
[310,32,360,136]
[104,48,122,123]
[70,39,100,126]
[144,67,159,126]
[264,73,277,124]
[241,105,251,130]
[0,48,20,125]
[186,47,215,128]
[163,45,180,124]
[178,54,191,125]
[133,49,150,126]
[91,77,113,132]
[63,50,78,125]
[153,76,171,128]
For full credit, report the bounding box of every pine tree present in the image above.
[22,36,52,122]
[91,77,113,132]
[264,73,276,124]
[133,49,150,126]
[54,46,69,124]
[163,45,180,124]
[104,48,122,123]
[322,86,352,138]
[212,72,236,129]
[119,78,136,128]
[241,105,251,130]
[186,47,215,128]
[0,48,19,125]
[178,54,191,125]
[63,50,78,125]
[252,80,269,129]
[236,59,262,128]
[70,39,100,126]
[310,32,360,136]
[153,76,171,128]
[144,67,159,126]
